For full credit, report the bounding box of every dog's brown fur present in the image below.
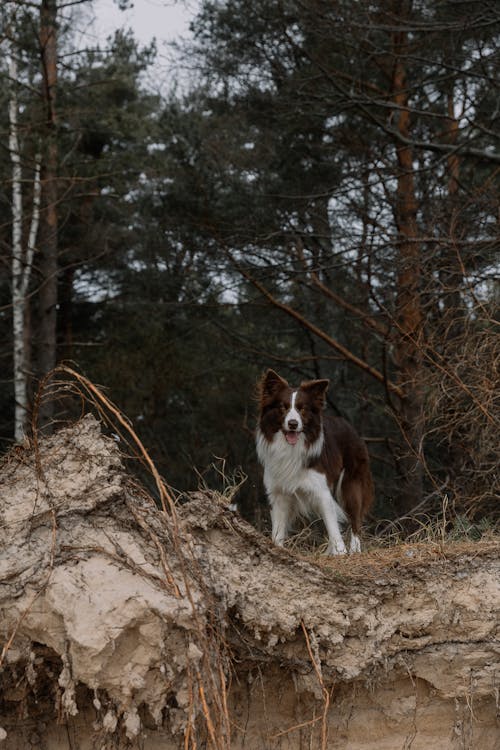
[257,369,373,539]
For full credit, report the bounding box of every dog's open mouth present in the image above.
[284,431,300,445]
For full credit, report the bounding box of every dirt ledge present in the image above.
[0,416,498,749]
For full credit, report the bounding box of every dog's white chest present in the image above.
[256,429,323,494]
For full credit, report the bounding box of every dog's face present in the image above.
[257,369,329,446]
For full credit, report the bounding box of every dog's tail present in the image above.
[333,469,349,525]
[335,468,345,503]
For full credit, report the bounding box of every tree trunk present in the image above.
[9,43,42,441]
[391,13,424,515]
[36,0,59,432]
[60,265,75,360]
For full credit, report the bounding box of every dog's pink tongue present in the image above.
[285,431,299,445]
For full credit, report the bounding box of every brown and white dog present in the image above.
[256,369,373,554]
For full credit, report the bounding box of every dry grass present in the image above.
[271,499,499,582]
[313,537,500,581]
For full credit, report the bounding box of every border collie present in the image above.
[256,369,373,554]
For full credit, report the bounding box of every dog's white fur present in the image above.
[256,394,350,554]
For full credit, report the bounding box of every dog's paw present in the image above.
[349,534,361,553]
[326,543,347,556]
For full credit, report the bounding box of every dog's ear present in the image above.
[258,369,289,402]
[300,378,329,409]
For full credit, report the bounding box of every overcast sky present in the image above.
[80,1,199,90]
[90,0,195,46]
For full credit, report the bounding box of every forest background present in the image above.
[0,0,498,534]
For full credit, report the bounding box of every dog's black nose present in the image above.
[288,419,298,430]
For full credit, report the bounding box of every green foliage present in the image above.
[0,1,498,528]
[447,515,494,542]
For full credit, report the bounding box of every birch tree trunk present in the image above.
[8,42,42,442]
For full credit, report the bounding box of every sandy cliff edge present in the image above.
[0,415,498,749]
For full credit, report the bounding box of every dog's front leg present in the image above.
[268,491,291,547]
[317,493,347,555]
[301,472,347,555]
